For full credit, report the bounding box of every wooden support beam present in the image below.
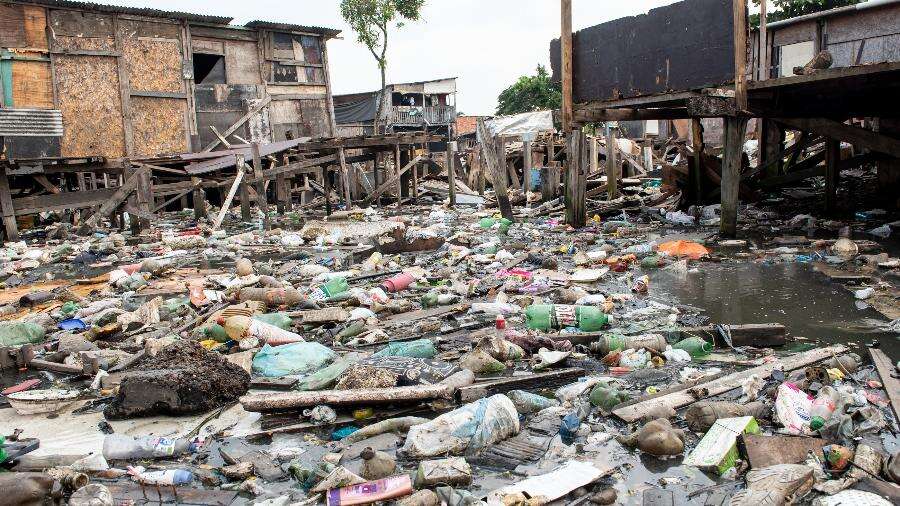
[394,143,402,207]
[606,125,619,200]
[276,154,288,214]
[81,165,149,229]
[776,117,900,159]
[870,348,900,424]
[239,154,251,222]
[191,176,207,219]
[759,119,784,178]
[524,139,534,193]
[733,0,749,111]
[477,118,514,221]
[251,143,270,230]
[202,96,272,152]
[338,147,352,209]
[825,138,840,213]
[560,0,573,132]
[447,145,457,207]
[691,119,704,202]
[0,165,20,241]
[565,130,587,228]
[720,116,748,237]
[213,168,244,230]
[323,166,333,216]
[759,0,769,80]
[574,107,691,123]
[365,156,424,204]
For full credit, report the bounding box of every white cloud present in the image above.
[91,0,688,115]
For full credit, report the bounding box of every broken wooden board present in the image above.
[870,348,900,423]
[613,345,847,423]
[812,262,873,284]
[458,368,585,403]
[740,434,827,469]
[105,483,237,505]
[81,165,150,228]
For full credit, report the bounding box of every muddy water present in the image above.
[652,261,900,363]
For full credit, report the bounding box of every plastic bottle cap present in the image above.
[810,416,825,431]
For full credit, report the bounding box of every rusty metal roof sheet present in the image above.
[243,20,341,38]
[21,0,233,24]
[0,109,64,137]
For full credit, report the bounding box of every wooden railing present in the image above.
[388,106,455,126]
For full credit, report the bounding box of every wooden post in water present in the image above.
[239,154,251,222]
[251,142,270,230]
[733,0,748,111]
[691,119,704,203]
[447,142,457,207]
[560,0,573,132]
[605,124,619,200]
[477,118,514,221]
[720,116,748,237]
[825,138,840,214]
[565,129,587,228]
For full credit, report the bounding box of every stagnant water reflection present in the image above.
[652,261,900,362]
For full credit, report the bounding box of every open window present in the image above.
[193,53,226,84]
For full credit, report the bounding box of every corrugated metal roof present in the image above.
[0,109,64,137]
[20,0,233,24]
[243,20,341,38]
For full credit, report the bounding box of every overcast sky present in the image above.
[101,0,753,115]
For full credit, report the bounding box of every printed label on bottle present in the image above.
[554,305,578,328]
[153,437,176,456]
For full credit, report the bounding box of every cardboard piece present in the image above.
[684,416,760,475]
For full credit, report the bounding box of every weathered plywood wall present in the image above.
[49,9,115,52]
[132,96,186,155]
[23,4,47,49]
[0,3,25,47]
[225,40,261,85]
[11,61,53,108]
[550,0,735,102]
[54,54,124,157]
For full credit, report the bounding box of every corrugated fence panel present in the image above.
[0,108,63,137]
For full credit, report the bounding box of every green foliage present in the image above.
[752,0,863,25]
[496,65,562,116]
[339,0,425,71]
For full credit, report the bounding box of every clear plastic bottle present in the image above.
[809,386,840,430]
[103,434,199,460]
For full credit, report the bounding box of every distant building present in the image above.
[333,77,457,137]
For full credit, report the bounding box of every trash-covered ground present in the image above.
[1,179,899,506]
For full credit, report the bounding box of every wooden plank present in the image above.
[251,143,270,230]
[720,116,747,237]
[613,344,847,423]
[666,323,786,348]
[740,434,826,469]
[606,126,619,199]
[870,348,900,423]
[560,0,573,131]
[477,118,514,221]
[259,154,337,180]
[13,188,118,215]
[691,119,704,202]
[447,147,456,207]
[201,95,272,152]
[213,169,244,230]
[825,137,840,214]
[733,0,748,111]
[0,166,20,241]
[776,117,900,159]
[565,130,586,228]
[105,483,238,506]
[338,147,352,208]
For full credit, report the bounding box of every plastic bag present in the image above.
[775,382,812,435]
[252,342,336,377]
[371,339,437,359]
[295,356,358,391]
[0,322,46,346]
[401,394,520,457]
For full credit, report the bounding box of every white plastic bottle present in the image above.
[103,434,198,460]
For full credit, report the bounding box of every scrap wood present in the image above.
[613,344,848,423]
[201,96,272,152]
[869,348,900,422]
[240,370,474,412]
[365,155,425,204]
[105,483,238,506]
[740,434,827,469]
[81,166,150,228]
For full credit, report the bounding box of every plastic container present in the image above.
[103,435,198,460]
[127,467,193,485]
[809,386,840,430]
[592,334,667,355]
[672,336,713,358]
[524,304,611,332]
[220,315,304,346]
[309,277,349,302]
[381,273,415,293]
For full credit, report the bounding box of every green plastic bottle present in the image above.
[309,277,349,302]
[589,383,630,410]
[498,218,514,235]
[524,304,611,332]
[479,217,497,229]
[421,291,439,308]
[672,336,713,357]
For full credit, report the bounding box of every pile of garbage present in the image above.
[0,199,898,506]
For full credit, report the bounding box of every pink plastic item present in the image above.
[326,475,413,506]
[381,272,415,293]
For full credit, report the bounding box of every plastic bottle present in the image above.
[524,304,611,332]
[220,315,305,347]
[360,447,397,480]
[495,314,506,339]
[308,277,349,302]
[671,336,713,358]
[103,434,199,460]
[591,334,667,355]
[479,217,497,229]
[127,467,193,485]
[809,386,840,430]
[381,273,415,293]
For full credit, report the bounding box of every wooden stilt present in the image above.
[338,147,352,209]
[191,176,207,220]
[373,152,382,207]
[447,146,456,208]
[323,166,332,216]
[394,143,402,206]
[0,164,20,242]
[606,125,619,199]
[825,138,841,214]
[691,118,705,203]
[251,143,270,230]
[476,118,514,221]
[523,139,533,193]
[720,116,748,237]
[565,130,587,228]
[759,119,784,177]
[276,154,288,214]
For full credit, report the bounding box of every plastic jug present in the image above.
[672,336,713,358]
[524,304,611,332]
